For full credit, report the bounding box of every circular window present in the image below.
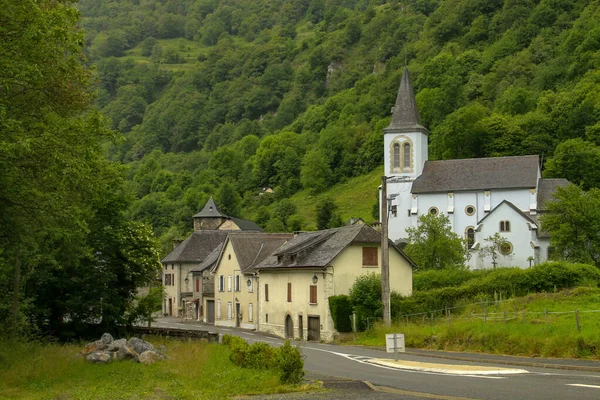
[499,241,513,256]
[465,205,476,216]
[428,207,439,216]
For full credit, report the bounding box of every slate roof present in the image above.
[537,178,570,211]
[228,217,262,231]
[411,155,540,194]
[384,67,429,134]
[161,230,229,263]
[229,233,294,273]
[191,243,223,273]
[255,224,415,270]
[193,197,226,218]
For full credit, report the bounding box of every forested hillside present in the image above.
[78,0,600,253]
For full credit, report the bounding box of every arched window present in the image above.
[500,220,511,232]
[466,227,475,249]
[403,143,411,169]
[393,143,400,169]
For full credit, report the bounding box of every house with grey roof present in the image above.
[161,198,262,319]
[253,224,414,342]
[382,67,569,269]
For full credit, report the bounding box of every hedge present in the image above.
[328,295,353,332]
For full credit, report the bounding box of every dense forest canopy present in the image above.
[76,0,600,253]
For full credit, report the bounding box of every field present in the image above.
[351,288,600,359]
[0,337,310,400]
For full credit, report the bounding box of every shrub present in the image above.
[277,340,304,384]
[349,273,383,331]
[244,342,277,369]
[226,335,249,366]
[328,295,352,332]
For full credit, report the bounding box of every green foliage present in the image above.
[349,273,383,331]
[245,342,278,370]
[413,269,487,291]
[128,286,165,328]
[315,198,342,230]
[477,233,513,269]
[541,184,600,266]
[277,340,304,384]
[328,295,353,332]
[404,214,467,271]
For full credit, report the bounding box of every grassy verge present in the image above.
[350,288,600,359]
[0,337,311,399]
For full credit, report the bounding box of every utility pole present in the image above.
[381,176,391,326]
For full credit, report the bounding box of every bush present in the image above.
[413,269,487,291]
[328,295,352,332]
[244,342,277,369]
[277,340,304,384]
[225,335,249,366]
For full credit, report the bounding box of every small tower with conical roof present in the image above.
[383,67,429,179]
[193,197,228,231]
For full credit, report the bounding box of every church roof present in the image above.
[193,197,226,218]
[411,155,540,194]
[385,67,428,134]
[537,178,570,211]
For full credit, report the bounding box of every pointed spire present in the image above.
[386,67,428,133]
[193,196,226,218]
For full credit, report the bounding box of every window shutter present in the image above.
[310,285,317,304]
[265,284,269,301]
[196,279,200,292]
[249,303,253,322]
[287,282,292,302]
[362,247,378,266]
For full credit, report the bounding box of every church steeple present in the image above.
[385,67,428,134]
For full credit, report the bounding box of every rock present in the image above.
[81,340,107,356]
[100,333,114,344]
[85,351,111,363]
[107,338,127,352]
[116,345,138,361]
[138,350,162,365]
[128,337,155,354]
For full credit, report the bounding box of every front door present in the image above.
[298,315,303,340]
[236,303,241,327]
[308,316,320,341]
[285,314,294,338]
[168,298,172,316]
[206,300,215,323]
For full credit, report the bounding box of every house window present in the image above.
[362,247,378,266]
[228,254,231,260]
[500,220,511,232]
[309,285,317,304]
[407,209,411,217]
[429,207,439,216]
[217,300,221,319]
[393,143,400,169]
[403,142,411,169]
[227,275,232,291]
[248,278,253,293]
[196,278,200,292]
[227,302,232,320]
[164,274,171,286]
[265,284,269,301]
[218,275,224,292]
[466,227,475,249]
[234,275,240,292]
[287,282,292,302]
[249,303,253,322]
[465,205,475,216]
[391,205,397,217]
[548,246,554,260]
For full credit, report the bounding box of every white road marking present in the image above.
[567,384,600,389]
[241,333,254,336]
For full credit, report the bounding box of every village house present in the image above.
[381,67,569,269]
[161,197,261,318]
[211,233,293,329]
[253,224,414,342]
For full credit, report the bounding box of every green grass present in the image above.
[288,167,383,229]
[350,288,600,359]
[0,337,311,399]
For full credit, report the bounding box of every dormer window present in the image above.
[277,255,283,263]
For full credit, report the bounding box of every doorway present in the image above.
[168,298,172,316]
[298,315,303,340]
[236,303,241,327]
[285,314,294,338]
[307,316,320,341]
[206,300,215,323]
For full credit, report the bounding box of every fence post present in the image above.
[575,309,581,333]
[503,310,507,325]
[544,309,548,325]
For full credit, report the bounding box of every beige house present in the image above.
[161,197,261,318]
[254,224,414,342]
[212,233,293,329]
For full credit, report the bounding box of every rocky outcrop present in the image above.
[81,333,163,364]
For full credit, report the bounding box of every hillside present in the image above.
[77,0,600,252]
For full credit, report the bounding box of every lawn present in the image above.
[350,288,600,359]
[0,337,310,399]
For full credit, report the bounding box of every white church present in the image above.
[381,67,569,269]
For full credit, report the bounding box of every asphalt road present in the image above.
[152,318,600,399]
